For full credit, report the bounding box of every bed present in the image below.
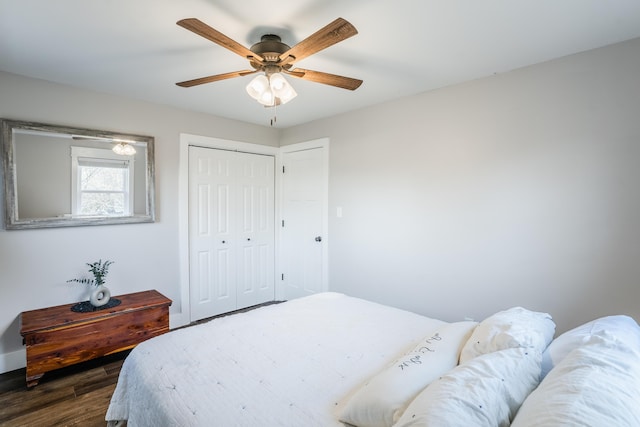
[106,292,640,427]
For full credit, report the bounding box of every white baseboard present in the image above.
[169,312,189,330]
[0,348,26,374]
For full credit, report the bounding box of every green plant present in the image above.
[67,259,114,287]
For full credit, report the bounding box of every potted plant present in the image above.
[68,259,114,309]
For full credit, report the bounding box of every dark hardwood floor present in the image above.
[0,351,128,427]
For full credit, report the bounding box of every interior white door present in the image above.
[281,146,327,300]
[235,152,276,309]
[189,146,274,321]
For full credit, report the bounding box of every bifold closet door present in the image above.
[189,146,275,321]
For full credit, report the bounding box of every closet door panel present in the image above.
[190,147,275,321]
[189,147,237,319]
[236,153,275,309]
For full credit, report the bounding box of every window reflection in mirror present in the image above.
[72,148,135,217]
[1,119,155,229]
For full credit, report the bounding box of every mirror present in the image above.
[1,119,155,229]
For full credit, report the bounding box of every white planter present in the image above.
[90,285,111,307]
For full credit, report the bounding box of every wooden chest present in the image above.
[20,289,171,387]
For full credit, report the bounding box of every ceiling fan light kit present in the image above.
[112,141,136,156]
[246,71,297,107]
[73,135,137,156]
[176,17,362,123]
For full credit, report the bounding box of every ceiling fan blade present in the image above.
[176,70,257,87]
[286,68,363,90]
[279,18,357,64]
[177,18,264,63]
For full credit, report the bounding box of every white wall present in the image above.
[0,71,279,372]
[281,37,640,334]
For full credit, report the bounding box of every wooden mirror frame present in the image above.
[1,119,155,229]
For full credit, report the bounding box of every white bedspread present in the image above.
[106,292,446,426]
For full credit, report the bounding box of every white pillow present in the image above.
[512,331,640,427]
[460,307,555,363]
[540,315,640,378]
[394,347,541,427]
[339,321,477,427]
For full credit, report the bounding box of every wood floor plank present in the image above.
[0,353,126,426]
[74,369,120,397]
[103,359,125,377]
[0,385,77,423]
[0,366,109,422]
[0,370,24,395]
[41,365,108,391]
[2,384,115,427]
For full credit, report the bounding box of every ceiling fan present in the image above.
[175,17,363,107]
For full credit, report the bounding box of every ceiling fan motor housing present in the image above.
[250,35,292,71]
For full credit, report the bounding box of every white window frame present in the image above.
[71,146,135,217]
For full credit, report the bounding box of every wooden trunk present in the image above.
[20,290,171,387]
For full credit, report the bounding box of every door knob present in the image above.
[315,236,322,242]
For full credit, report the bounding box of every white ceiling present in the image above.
[2,0,640,129]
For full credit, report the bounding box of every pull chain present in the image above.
[270,100,278,126]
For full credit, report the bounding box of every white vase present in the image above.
[90,285,111,307]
